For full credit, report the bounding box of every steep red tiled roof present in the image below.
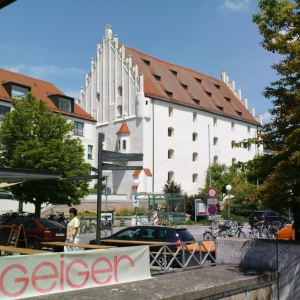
[124,46,260,125]
[132,170,142,176]
[132,169,152,177]
[116,121,130,134]
[0,68,95,122]
[144,168,152,176]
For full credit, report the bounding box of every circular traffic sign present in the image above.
[207,187,217,198]
[207,204,217,216]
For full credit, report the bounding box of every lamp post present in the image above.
[226,184,232,220]
[103,170,112,237]
[133,179,140,225]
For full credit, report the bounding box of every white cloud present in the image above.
[262,112,272,124]
[221,0,250,11]
[3,64,84,80]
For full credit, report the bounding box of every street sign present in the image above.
[102,164,143,170]
[133,199,139,208]
[207,198,217,205]
[207,204,217,216]
[207,187,217,198]
[102,151,143,162]
[102,187,111,196]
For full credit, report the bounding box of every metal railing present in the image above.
[149,240,217,274]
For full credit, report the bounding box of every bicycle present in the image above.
[79,216,87,234]
[226,221,246,238]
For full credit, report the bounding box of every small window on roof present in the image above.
[217,106,223,111]
[206,91,212,97]
[171,70,177,76]
[214,84,220,89]
[181,84,188,90]
[165,90,173,97]
[153,74,161,81]
[195,78,202,84]
[193,99,200,105]
[236,111,242,116]
[142,59,150,66]
[225,97,231,102]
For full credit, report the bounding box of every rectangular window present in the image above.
[123,140,126,150]
[74,122,84,136]
[59,97,72,112]
[0,105,10,121]
[88,145,93,159]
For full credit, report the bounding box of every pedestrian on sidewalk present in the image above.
[65,207,79,251]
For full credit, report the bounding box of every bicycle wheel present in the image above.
[203,232,213,240]
[238,231,246,238]
[88,223,96,233]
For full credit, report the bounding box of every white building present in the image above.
[80,24,263,198]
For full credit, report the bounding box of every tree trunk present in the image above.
[34,201,42,218]
[294,202,300,241]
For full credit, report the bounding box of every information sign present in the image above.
[102,151,143,162]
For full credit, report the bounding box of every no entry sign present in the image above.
[207,187,217,198]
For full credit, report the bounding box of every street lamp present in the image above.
[103,170,112,237]
[226,184,232,220]
[133,179,140,225]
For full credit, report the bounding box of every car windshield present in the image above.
[114,227,141,240]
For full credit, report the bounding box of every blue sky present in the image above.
[0,0,281,124]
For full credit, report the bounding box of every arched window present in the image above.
[117,105,122,116]
[193,112,197,122]
[213,137,218,145]
[168,149,174,159]
[168,171,174,182]
[168,107,173,117]
[192,132,198,141]
[192,152,198,162]
[231,140,236,148]
[214,156,218,163]
[213,117,217,126]
[168,127,174,137]
[232,158,236,165]
[118,86,122,96]
[192,173,198,183]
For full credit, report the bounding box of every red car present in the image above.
[2,218,66,250]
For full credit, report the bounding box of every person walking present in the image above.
[65,207,80,251]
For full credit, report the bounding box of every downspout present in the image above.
[152,98,155,193]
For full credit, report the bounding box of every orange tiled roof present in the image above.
[0,68,96,122]
[124,45,260,125]
[132,169,152,176]
[116,121,130,134]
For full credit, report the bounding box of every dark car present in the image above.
[249,210,285,228]
[1,218,66,249]
[89,225,195,251]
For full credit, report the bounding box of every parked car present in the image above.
[276,223,295,240]
[249,210,285,228]
[89,225,195,251]
[1,218,66,250]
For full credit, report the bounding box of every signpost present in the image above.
[102,151,143,162]
[206,187,218,234]
[102,164,143,170]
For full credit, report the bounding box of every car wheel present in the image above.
[28,238,40,249]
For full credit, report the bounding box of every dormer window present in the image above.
[193,99,200,105]
[165,90,173,97]
[2,81,31,100]
[153,74,161,81]
[225,97,231,102]
[217,106,224,111]
[48,94,74,113]
[206,91,212,97]
[181,84,188,90]
[195,78,202,84]
[170,70,177,76]
[236,111,242,116]
[59,97,72,112]
[214,84,220,89]
[142,59,150,66]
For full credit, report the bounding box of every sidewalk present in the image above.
[26,264,277,300]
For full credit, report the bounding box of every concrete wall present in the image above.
[216,238,300,299]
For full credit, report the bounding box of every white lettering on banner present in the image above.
[0,246,151,299]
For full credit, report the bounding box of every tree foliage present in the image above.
[162,180,183,195]
[0,93,91,217]
[248,0,300,237]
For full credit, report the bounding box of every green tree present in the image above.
[0,93,91,217]
[250,0,300,238]
[162,180,183,195]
